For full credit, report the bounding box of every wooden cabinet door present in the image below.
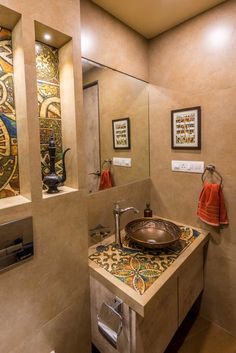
[134,277,178,353]
[178,248,204,324]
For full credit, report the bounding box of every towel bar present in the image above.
[201,164,223,185]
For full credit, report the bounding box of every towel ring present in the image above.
[201,164,223,185]
[102,159,112,170]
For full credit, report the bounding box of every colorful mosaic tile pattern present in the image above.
[89,226,200,295]
[35,42,63,179]
[0,27,19,199]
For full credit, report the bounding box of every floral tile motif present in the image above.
[0,27,19,199]
[89,227,200,295]
[35,42,63,179]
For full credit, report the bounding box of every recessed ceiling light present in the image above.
[44,33,52,41]
[207,26,231,48]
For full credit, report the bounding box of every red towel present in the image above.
[99,170,113,190]
[197,182,228,226]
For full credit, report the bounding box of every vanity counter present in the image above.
[89,218,209,317]
[89,217,209,353]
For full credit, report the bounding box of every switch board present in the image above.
[113,157,131,167]
[171,160,204,173]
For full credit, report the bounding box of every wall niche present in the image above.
[34,21,80,195]
[35,41,63,178]
[0,26,20,199]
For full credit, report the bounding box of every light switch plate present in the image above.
[171,160,204,173]
[113,157,131,167]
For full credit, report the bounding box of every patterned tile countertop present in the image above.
[89,226,201,296]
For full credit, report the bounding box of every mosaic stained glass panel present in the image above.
[35,41,63,178]
[0,27,20,199]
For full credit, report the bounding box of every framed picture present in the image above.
[112,117,131,149]
[171,106,201,149]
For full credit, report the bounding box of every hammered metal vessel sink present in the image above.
[125,218,181,249]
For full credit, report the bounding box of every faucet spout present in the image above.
[113,203,139,247]
[119,207,139,215]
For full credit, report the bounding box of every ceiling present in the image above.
[91,0,226,39]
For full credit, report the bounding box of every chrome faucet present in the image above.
[113,203,139,247]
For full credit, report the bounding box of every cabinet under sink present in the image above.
[89,219,209,353]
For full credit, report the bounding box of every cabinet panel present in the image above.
[178,248,204,324]
[135,277,178,353]
[90,276,131,353]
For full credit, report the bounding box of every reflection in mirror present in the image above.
[82,58,149,194]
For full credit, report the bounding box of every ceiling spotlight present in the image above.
[44,33,52,41]
[206,26,231,48]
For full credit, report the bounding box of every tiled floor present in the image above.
[92,314,236,353]
[165,315,236,353]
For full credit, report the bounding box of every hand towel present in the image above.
[99,170,113,190]
[197,182,228,226]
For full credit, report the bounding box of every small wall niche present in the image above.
[0,4,20,30]
[34,22,79,197]
[0,5,34,208]
[35,40,63,178]
[0,6,21,201]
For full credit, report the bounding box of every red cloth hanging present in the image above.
[197,181,228,226]
[99,170,113,190]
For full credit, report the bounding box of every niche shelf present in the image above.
[42,185,77,199]
[0,5,32,208]
[34,21,80,199]
[0,195,31,211]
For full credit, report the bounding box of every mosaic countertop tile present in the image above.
[89,226,200,295]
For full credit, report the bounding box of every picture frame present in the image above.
[112,117,131,149]
[171,106,201,149]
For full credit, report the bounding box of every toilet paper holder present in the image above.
[97,297,123,349]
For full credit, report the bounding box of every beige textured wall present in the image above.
[80,0,149,81]
[149,0,236,336]
[83,66,149,187]
[0,1,90,353]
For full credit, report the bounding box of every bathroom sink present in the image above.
[125,218,181,249]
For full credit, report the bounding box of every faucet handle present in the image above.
[113,202,121,212]
[113,200,125,209]
[114,199,125,205]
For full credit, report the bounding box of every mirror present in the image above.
[82,58,149,194]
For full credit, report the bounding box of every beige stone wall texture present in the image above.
[149,0,236,336]
[0,1,91,352]
[80,0,149,81]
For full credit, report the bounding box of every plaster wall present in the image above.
[0,1,90,353]
[80,0,149,81]
[149,0,236,336]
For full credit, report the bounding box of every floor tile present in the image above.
[178,323,236,353]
